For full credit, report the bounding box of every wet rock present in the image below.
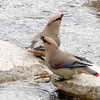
[51,65,100,100]
[83,0,100,8]
[0,40,51,83]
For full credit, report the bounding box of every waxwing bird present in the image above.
[40,36,99,80]
[28,14,63,59]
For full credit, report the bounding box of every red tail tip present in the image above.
[27,50,34,54]
[95,73,99,77]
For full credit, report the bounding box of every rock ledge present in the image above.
[0,40,51,83]
[51,65,100,100]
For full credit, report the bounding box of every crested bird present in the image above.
[40,36,99,80]
[28,14,63,59]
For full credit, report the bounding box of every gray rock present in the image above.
[0,40,51,83]
[83,0,100,8]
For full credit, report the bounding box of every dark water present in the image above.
[0,0,100,100]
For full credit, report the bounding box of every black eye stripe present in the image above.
[52,17,62,22]
[44,40,47,43]
[56,17,62,21]
[43,39,50,44]
[40,35,50,44]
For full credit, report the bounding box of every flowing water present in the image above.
[0,0,100,100]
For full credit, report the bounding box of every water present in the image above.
[0,0,100,99]
[0,78,80,100]
[0,79,57,100]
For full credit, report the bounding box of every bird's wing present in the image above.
[30,37,45,50]
[74,55,93,64]
[30,38,38,49]
[30,32,43,49]
[50,59,99,76]
[51,60,92,69]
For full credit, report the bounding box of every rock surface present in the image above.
[0,40,51,83]
[51,65,100,100]
[83,0,100,8]
[0,40,100,100]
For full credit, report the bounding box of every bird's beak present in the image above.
[61,14,64,18]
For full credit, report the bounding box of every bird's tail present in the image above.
[93,73,100,77]
[76,66,100,77]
